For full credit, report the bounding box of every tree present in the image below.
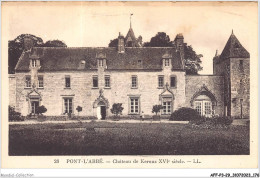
[108,38,118,47]
[76,106,82,116]
[142,32,203,74]
[35,105,47,115]
[184,44,203,75]
[152,105,163,116]
[107,31,203,74]
[9,105,23,121]
[110,103,124,118]
[143,32,171,47]
[8,34,67,74]
[8,34,44,74]
[42,40,67,47]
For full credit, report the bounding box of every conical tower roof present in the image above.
[125,27,137,43]
[220,31,250,60]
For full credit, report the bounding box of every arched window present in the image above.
[194,95,212,117]
[190,85,217,117]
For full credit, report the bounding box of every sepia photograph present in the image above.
[1,1,258,170]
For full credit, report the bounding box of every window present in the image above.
[65,76,71,88]
[131,76,137,88]
[38,76,44,88]
[240,79,243,89]
[105,75,110,88]
[165,59,170,66]
[158,76,164,88]
[170,76,176,88]
[32,59,36,67]
[204,101,212,116]
[25,76,31,88]
[93,76,98,88]
[64,98,73,114]
[98,59,103,67]
[162,101,172,115]
[239,60,244,72]
[130,98,139,114]
[194,100,212,117]
[194,102,202,116]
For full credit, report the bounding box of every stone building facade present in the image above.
[9,28,250,119]
[213,31,250,118]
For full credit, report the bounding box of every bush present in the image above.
[9,106,24,121]
[76,106,82,115]
[35,105,47,115]
[71,116,98,121]
[189,116,233,129]
[211,116,233,126]
[110,103,124,119]
[152,105,163,116]
[170,107,201,121]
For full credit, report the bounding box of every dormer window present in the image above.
[98,59,103,67]
[162,52,172,68]
[165,59,170,66]
[32,59,36,67]
[96,53,106,68]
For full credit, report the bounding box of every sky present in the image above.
[2,1,258,74]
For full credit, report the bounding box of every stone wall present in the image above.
[230,58,250,118]
[185,75,224,116]
[9,74,16,107]
[15,68,186,117]
[213,57,250,118]
[213,58,231,116]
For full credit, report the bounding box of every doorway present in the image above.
[96,101,106,120]
[31,100,39,114]
[101,106,106,120]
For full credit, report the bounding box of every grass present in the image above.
[9,122,249,155]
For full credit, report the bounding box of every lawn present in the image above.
[9,121,249,155]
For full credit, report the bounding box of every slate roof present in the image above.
[220,32,250,60]
[125,27,140,47]
[126,28,136,41]
[15,47,184,72]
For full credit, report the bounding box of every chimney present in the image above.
[215,50,218,57]
[174,33,184,49]
[24,37,34,51]
[174,33,184,60]
[118,32,125,53]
